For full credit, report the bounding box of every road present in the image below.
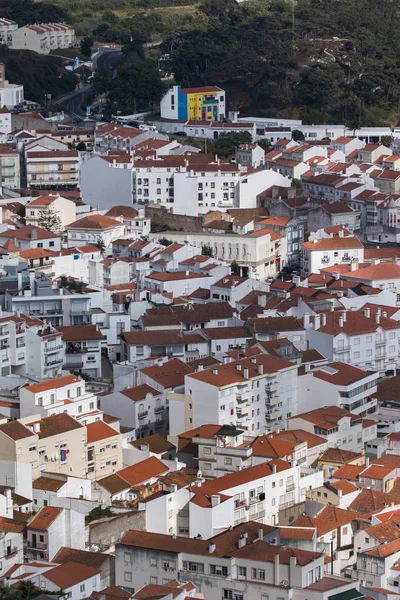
[59,47,123,121]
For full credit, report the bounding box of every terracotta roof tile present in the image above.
[28,506,62,531]
[130,434,174,455]
[53,547,110,568]
[117,457,168,487]
[56,325,104,341]
[87,421,119,443]
[140,359,195,389]
[25,374,80,394]
[0,421,35,441]
[32,477,66,492]
[302,237,363,251]
[121,384,161,403]
[67,215,121,230]
[43,562,101,588]
[319,447,362,464]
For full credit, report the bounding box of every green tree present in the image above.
[291,130,305,142]
[80,37,93,58]
[231,260,240,276]
[92,67,113,95]
[17,581,39,599]
[257,139,272,152]
[381,136,394,147]
[95,238,106,254]
[37,206,62,234]
[291,178,302,191]
[201,243,213,257]
[107,59,165,114]
[214,132,253,159]
[158,237,173,246]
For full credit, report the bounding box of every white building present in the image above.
[22,315,65,380]
[0,144,20,189]
[66,214,125,249]
[150,227,287,280]
[301,236,364,276]
[0,19,18,45]
[169,354,299,438]
[26,149,80,189]
[235,143,265,167]
[19,374,99,419]
[298,361,378,416]
[0,63,23,108]
[11,23,75,54]
[116,521,328,600]
[25,194,77,230]
[99,384,165,439]
[304,307,400,374]
[288,405,377,453]
[57,324,104,378]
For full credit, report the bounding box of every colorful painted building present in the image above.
[160,85,226,121]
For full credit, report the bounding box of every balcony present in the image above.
[25,540,47,550]
[321,257,330,264]
[286,483,295,492]
[138,411,148,419]
[45,357,63,367]
[155,419,164,427]
[335,345,350,353]
[154,405,164,414]
[342,256,351,261]
[45,344,64,353]
[5,546,19,557]
[236,394,249,404]
[64,361,83,369]
[271,409,281,420]
[376,339,385,346]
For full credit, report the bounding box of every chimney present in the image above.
[383,311,387,318]
[351,258,359,272]
[238,532,248,549]
[333,271,340,281]
[243,368,249,379]
[212,368,218,375]
[314,314,321,330]
[197,365,204,372]
[185,270,190,276]
[258,528,264,540]
[251,357,257,364]
[366,456,370,467]
[321,313,327,327]
[376,313,380,325]
[342,310,347,322]
[290,556,297,567]
[211,495,220,507]
[337,488,343,498]
[31,227,38,241]
[304,312,310,328]
[258,363,264,375]
[338,229,344,237]
[236,364,242,371]
[33,423,40,433]
[272,464,277,474]
[208,543,216,553]
[274,552,280,585]
[338,315,344,327]
[364,307,371,318]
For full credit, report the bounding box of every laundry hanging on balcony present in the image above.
[60,449,69,461]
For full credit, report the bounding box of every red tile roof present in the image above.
[28,506,62,531]
[87,421,119,444]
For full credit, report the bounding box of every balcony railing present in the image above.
[376,339,385,346]
[24,540,47,550]
[138,411,148,419]
[5,546,19,557]
[155,419,164,427]
[286,483,295,492]
[335,345,350,353]
[154,405,164,414]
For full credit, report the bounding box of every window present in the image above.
[182,561,204,573]
[124,552,131,563]
[203,463,212,470]
[224,457,232,465]
[124,572,132,582]
[150,557,157,567]
[80,585,85,592]
[162,560,175,570]
[203,447,211,455]
[238,566,247,578]
[210,565,228,577]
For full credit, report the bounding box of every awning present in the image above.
[328,588,364,600]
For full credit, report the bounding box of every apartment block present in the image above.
[26,149,80,188]
[11,23,75,54]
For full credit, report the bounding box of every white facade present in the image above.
[26,149,80,188]
[298,366,378,417]
[181,355,299,437]
[301,238,364,276]
[25,194,77,230]
[11,23,75,54]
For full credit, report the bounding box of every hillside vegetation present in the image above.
[162,0,400,126]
